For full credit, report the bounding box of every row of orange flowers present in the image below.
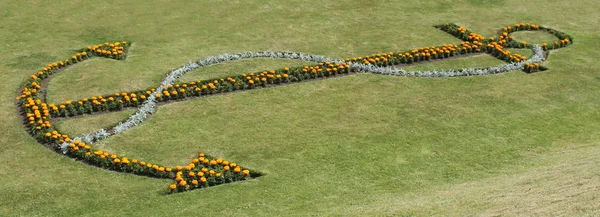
[17,41,258,193]
[501,23,572,50]
[169,153,253,192]
[19,42,130,139]
[49,62,352,119]
[63,138,255,192]
[434,23,572,73]
[339,23,572,71]
[64,137,255,192]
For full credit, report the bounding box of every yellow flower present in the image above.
[179,180,187,187]
[200,177,207,183]
[169,184,177,190]
[243,170,250,175]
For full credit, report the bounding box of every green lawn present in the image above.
[2,0,600,216]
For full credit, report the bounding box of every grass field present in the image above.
[2,0,600,216]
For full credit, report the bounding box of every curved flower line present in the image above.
[350,44,545,77]
[66,45,544,151]
[66,52,344,149]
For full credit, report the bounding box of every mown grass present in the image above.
[54,109,136,136]
[510,30,561,45]
[1,0,600,216]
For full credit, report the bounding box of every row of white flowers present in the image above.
[60,45,544,153]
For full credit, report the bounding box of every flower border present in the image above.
[17,23,572,193]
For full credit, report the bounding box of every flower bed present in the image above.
[17,23,572,193]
